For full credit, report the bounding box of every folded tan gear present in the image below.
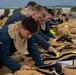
[14,70,44,75]
[48,40,63,47]
[62,68,76,75]
[4,73,14,75]
[57,27,69,36]
[43,51,76,64]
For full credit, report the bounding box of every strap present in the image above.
[56,34,73,43]
[31,67,52,75]
[43,52,76,61]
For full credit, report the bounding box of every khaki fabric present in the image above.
[69,44,76,49]
[0,17,8,28]
[74,59,76,66]
[48,40,72,48]
[68,34,76,39]
[44,60,57,65]
[57,27,69,36]
[43,51,76,64]
[11,53,25,62]
[4,73,14,75]
[40,23,46,31]
[14,70,44,75]
[53,22,76,38]
[64,66,76,69]
[62,68,76,75]
[56,51,76,58]
[62,41,72,46]
[40,53,52,59]
[59,54,76,61]
[57,22,74,28]
[20,8,31,17]
[8,22,28,54]
[70,28,76,34]
[43,54,76,64]
[48,40,64,47]
[36,69,52,74]
[21,8,46,32]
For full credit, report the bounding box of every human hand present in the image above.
[49,38,56,41]
[48,46,58,54]
[20,65,30,70]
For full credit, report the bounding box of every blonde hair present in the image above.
[31,5,44,14]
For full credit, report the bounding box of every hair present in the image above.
[21,17,38,33]
[25,1,37,8]
[42,6,48,17]
[47,9,54,16]
[31,5,44,13]
[62,13,67,17]
[57,10,62,15]
[43,6,47,10]
[43,7,54,17]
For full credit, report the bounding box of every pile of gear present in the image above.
[2,22,76,75]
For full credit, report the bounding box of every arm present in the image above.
[44,23,55,38]
[0,27,21,72]
[32,33,51,49]
[27,37,44,66]
[38,31,50,41]
[4,11,26,26]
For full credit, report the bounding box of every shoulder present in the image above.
[0,26,11,42]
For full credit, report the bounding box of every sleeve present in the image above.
[32,33,51,49]
[27,37,44,66]
[45,23,55,38]
[38,31,50,41]
[48,20,57,26]
[4,11,26,26]
[0,27,21,72]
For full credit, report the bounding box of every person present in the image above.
[56,13,68,24]
[47,9,57,27]
[4,1,37,25]
[2,3,45,70]
[40,8,56,38]
[32,8,57,53]
[0,17,44,72]
[4,2,57,55]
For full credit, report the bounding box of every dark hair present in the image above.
[62,13,67,17]
[43,6,47,10]
[47,9,54,16]
[21,17,38,33]
[26,1,37,7]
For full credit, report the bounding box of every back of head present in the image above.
[47,9,54,17]
[43,6,47,11]
[43,7,54,17]
[25,1,37,8]
[21,17,38,33]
